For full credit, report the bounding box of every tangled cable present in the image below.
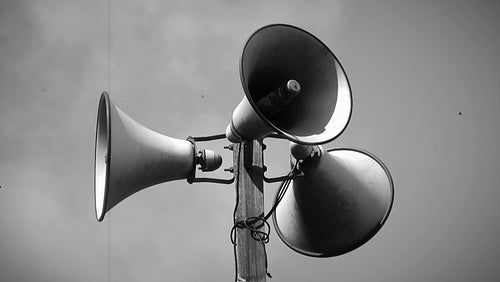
[230,216,272,278]
[231,162,298,281]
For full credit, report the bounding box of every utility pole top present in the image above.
[233,140,267,282]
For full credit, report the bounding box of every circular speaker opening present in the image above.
[240,24,352,144]
[94,92,111,221]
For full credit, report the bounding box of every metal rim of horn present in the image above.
[94,92,111,222]
[272,147,394,257]
[230,23,353,145]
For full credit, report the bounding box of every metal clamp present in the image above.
[186,134,235,184]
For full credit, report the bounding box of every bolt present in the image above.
[224,144,233,151]
[287,79,301,93]
[224,167,234,173]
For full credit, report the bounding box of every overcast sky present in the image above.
[1,0,500,281]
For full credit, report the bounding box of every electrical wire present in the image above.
[231,144,242,282]
[107,1,111,282]
[108,212,111,282]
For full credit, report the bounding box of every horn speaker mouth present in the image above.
[273,147,394,257]
[94,92,111,222]
[240,24,353,144]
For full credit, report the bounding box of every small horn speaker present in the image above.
[273,144,394,257]
[94,92,197,221]
[226,24,352,144]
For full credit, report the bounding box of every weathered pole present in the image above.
[233,140,267,282]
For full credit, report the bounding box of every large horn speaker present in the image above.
[94,92,197,222]
[273,144,394,257]
[226,24,352,144]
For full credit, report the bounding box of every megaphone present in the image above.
[94,92,222,221]
[226,24,352,144]
[273,144,394,257]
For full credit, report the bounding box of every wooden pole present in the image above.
[233,140,266,282]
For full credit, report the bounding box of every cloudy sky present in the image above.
[1,0,500,281]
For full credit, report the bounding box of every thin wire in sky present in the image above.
[107,1,111,282]
[108,213,111,282]
[107,0,111,94]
